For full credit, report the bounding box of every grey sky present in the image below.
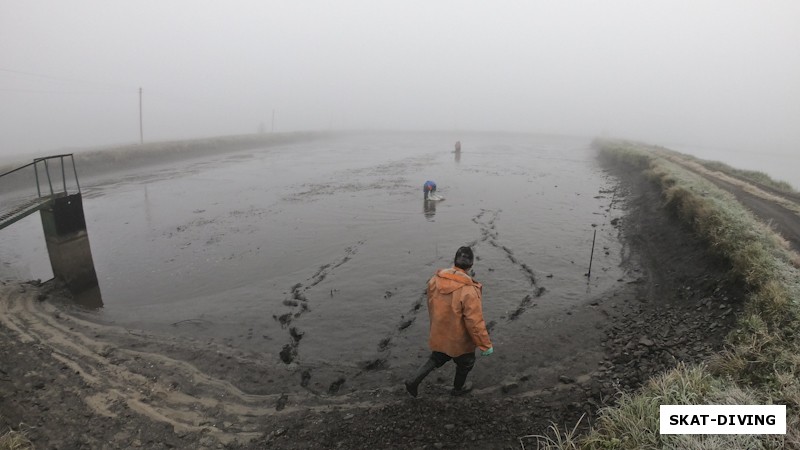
[1,1,799,159]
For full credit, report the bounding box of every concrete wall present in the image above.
[40,193,102,307]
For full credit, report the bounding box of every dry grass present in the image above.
[652,145,798,194]
[519,416,585,450]
[0,428,33,450]
[578,140,800,449]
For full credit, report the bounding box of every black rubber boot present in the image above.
[453,362,473,391]
[451,381,473,396]
[405,359,437,398]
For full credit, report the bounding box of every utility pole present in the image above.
[139,87,144,144]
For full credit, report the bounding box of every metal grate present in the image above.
[0,196,56,230]
[0,154,80,231]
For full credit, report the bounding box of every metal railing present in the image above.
[0,154,81,230]
[31,154,82,197]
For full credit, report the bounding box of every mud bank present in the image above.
[0,160,746,449]
[0,132,330,192]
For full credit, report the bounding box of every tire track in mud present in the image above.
[468,209,546,323]
[0,282,406,446]
[272,241,365,394]
[0,283,269,444]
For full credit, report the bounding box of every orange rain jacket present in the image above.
[427,267,493,357]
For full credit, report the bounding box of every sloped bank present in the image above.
[581,140,800,449]
[0,132,331,191]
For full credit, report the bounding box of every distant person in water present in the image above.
[405,246,494,397]
[454,141,461,153]
[423,180,437,200]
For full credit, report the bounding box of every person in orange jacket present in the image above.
[405,246,493,397]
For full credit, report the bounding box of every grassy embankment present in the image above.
[660,147,797,195]
[537,140,800,449]
[689,158,796,195]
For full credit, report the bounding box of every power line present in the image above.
[0,88,132,95]
[0,67,136,92]
[1,68,146,145]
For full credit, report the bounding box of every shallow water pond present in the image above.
[1,132,626,389]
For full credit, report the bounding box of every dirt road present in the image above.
[713,177,800,253]
[659,152,800,254]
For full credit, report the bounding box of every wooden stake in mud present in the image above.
[587,229,597,279]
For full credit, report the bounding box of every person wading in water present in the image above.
[423,180,437,200]
[405,246,493,397]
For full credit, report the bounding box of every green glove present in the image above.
[481,347,494,356]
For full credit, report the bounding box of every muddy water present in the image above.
[0,132,626,391]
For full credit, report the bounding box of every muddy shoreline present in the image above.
[0,161,745,449]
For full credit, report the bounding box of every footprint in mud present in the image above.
[508,305,531,321]
[328,377,346,395]
[276,393,289,411]
[472,209,490,223]
[362,358,388,371]
[289,327,304,342]
[508,294,540,321]
[377,337,392,352]
[290,283,309,303]
[370,292,426,359]
[308,264,330,287]
[473,208,545,309]
[398,316,415,330]
[274,241,365,367]
[300,370,312,388]
[279,343,297,364]
[520,263,537,284]
[273,313,293,328]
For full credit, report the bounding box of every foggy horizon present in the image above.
[2,2,799,160]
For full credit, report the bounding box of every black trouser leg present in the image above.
[406,352,450,397]
[452,352,476,390]
[405,358,437,397]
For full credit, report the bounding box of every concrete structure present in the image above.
[40,193,99,292]
[1,155,102,308]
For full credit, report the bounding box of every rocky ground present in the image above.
[0,161,749,449]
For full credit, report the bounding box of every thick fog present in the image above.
[2,1,799,161]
